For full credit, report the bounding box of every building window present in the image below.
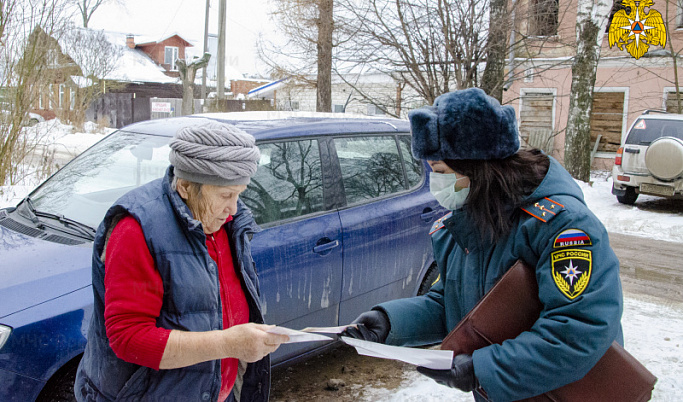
[164,46,179,71]
[38,92,43,109]
[678,0,683,27]
[70,87,76,109]
[606,0,628,33]
[59,84,65,108]
[333,104,345,113]
[49,84,54,109]
[290,101,300,111]
[524,68,535,83]
[367,104,385,115]
[529,0,559,36]
[47,49,59,67]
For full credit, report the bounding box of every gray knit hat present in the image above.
[169,120,260,186]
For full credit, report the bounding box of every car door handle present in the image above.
[420,209,438,222]
[313,239,340,254]
[625,148,640,154]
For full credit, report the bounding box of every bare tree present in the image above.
[563,0,613,181]
[58,26,122,126]
[480,0,511,101]
[72,0,121,28]
[259,0,339,112]
[0,0,71,186]
[664,0,682,113]
[177,53,210,115]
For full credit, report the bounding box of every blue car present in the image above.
[0,112,444,400]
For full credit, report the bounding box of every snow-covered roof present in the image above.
[70,75,94,88]
[57,28,178,85]
[246,78,289,99]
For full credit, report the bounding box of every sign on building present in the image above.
[151,102,172,113]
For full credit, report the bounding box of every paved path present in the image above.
[609,232,683,306]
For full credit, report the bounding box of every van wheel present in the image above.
[36,357,79,402]
[616,187,638,205]
[418,264,439,295]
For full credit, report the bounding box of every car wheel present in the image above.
[418,264,439,295]
[645,137,683,180]
[35,357,79,402]
[616,187,638,205]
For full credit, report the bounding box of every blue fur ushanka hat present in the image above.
[409,88,520,161]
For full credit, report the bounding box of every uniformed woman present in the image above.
[343,88,624,401]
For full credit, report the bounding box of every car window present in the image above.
[625,118,683,145]
[398,135,423,188]
[335,135,407,204]
[242,139,324,225]
[28,131,170,228]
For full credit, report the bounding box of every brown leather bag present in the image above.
[440,260,657,402]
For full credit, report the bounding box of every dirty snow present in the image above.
[0,122,681,400]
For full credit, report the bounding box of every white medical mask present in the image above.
[429,172,470,211]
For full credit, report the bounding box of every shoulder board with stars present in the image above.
[429,212,453,235]
[521,197,564,223]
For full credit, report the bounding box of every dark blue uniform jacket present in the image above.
[377,157,624,401]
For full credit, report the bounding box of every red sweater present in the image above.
[103,215,249,399]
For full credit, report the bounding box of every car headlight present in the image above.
[0,325,11,349]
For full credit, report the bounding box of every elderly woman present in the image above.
[344,88,623,401]
[75,122,288,402]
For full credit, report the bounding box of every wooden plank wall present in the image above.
[589,91,624,152]
[519,92,554,153]
[666,92,683,114]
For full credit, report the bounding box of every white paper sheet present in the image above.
[266,326,334,344]
[300,325,355,334]
[341,336,454,370]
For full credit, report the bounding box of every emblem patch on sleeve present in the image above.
[551,249,592,300]
[553,229,592,248]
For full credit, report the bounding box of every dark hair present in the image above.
[444,149,549,241]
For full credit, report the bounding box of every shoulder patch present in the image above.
[521,197,565,223]
[551,249,592,300]
[429,212,453,235]
[553,229,592,248]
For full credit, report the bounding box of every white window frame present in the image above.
[678,0,683,27]
[367,104,385,116]
[59,84,65,108]
[524,68,535,83]
[164,46,179,71]
[49,84,54,109]
[70,87,76,109]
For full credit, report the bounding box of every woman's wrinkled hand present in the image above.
[222,323,289,362]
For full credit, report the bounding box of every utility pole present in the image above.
[217,0,226,99]
[201,0,210,101]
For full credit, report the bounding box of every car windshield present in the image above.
[625,118,683,145]
[27,131,171,228]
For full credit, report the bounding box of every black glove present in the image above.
[341,309,390,343]
[417,354,477,392]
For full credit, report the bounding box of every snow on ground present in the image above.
[0,123,681,399]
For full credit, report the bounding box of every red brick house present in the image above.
[129,33,194,78]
